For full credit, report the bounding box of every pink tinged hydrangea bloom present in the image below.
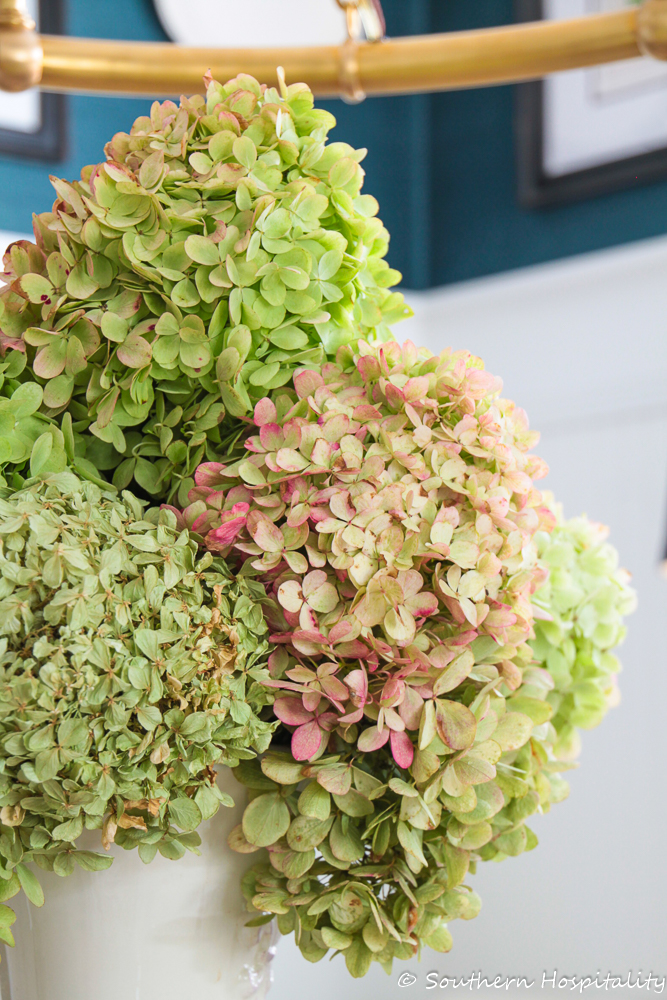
[358,725,415,769]
[184,339,555,769]
[273,695,338,761]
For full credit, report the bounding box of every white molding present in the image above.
[402,233,667,431]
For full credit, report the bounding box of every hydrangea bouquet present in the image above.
[0,73,634,978]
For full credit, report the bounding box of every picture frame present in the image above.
[515,0,667,207]
[0,0,66,162]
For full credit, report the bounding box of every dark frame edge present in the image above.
[514,0,667,208]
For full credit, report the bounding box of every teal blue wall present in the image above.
[2,0,667,288]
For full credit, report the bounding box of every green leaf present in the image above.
[332,788,373,818]
[233,135,257,169]
[397,821,426,867]
[66,262,98,299]
[195,784,225,822]
[179,712,209,737]
[51,816,84,842]
[249,362,280,387]
[444,843,470,889]
[245,913,275,928]
[43,373,74,409]
[216,346,241,382]
[321,926,352,950]
[435,699,477,750]
[16,864,45,906]
[139,150,164,189]
[101,311,129,343]
[73,457,110,489]
[282,849,315,879]
[242,793,291,847]
[20,273,53,304]
[329,817,364,863]
[180,340,211,369]
[58,718,89,747]
[252,889,290,915]
[286,815,334,852]
[209,130,235,162]
[268,327,309,350]
[134,628,159,661]
[508,697,553,725]
[318,249,343,280]
[189,152,213,175]
[134,457,163,494]
[492,711,534,751]
[433,649,475,695]
[388,778,419,798]
[169,797,203,833]
[297,781,331,820]
[65,334,88,376]
[494,825,528,857]
[30,431,53,476]
[263,208,291,240]
[185,235,220,267]
[34,747,61,782]
[159,840,186,861]
[11,381,43,417]
[72,852,114,872]
[280,266,310,291]
[315,764,352,796]
[0,874,21,903]
[116,332,152,369]
[425,923,454,953]
[261,754,304,785]
[344,937,373,978]
[2,347,24,378]
[138,843,159,864]
[442,888,481,921]
[171,278,200,309]
[0,924,15,947]
[136,705,162,730]
[34,339,67,379]
[238,459,266,485]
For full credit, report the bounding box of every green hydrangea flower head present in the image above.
[229,504,635,977]
[531,504,637,760]
[0,73,410,504]
[0,472,275,932]
[173,343,635,976]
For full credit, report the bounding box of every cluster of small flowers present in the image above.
[174,339,553,776]
[177,341,634,975]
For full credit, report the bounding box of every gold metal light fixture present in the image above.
[2,0,667,98]
[0,0,42,92]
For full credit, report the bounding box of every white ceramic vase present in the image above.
[1,769,275,1000]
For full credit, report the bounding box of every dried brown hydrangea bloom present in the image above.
[0,473,275,932]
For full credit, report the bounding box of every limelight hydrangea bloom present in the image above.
[0,74,409,504]
[531,507,637,760]
[171,340,555,780]
[228,507,634,978]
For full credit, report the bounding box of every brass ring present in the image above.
[637,0,667,60]
[0,0,42,92]
[339,37,365,103]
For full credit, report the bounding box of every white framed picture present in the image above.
[516,0,667,205]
